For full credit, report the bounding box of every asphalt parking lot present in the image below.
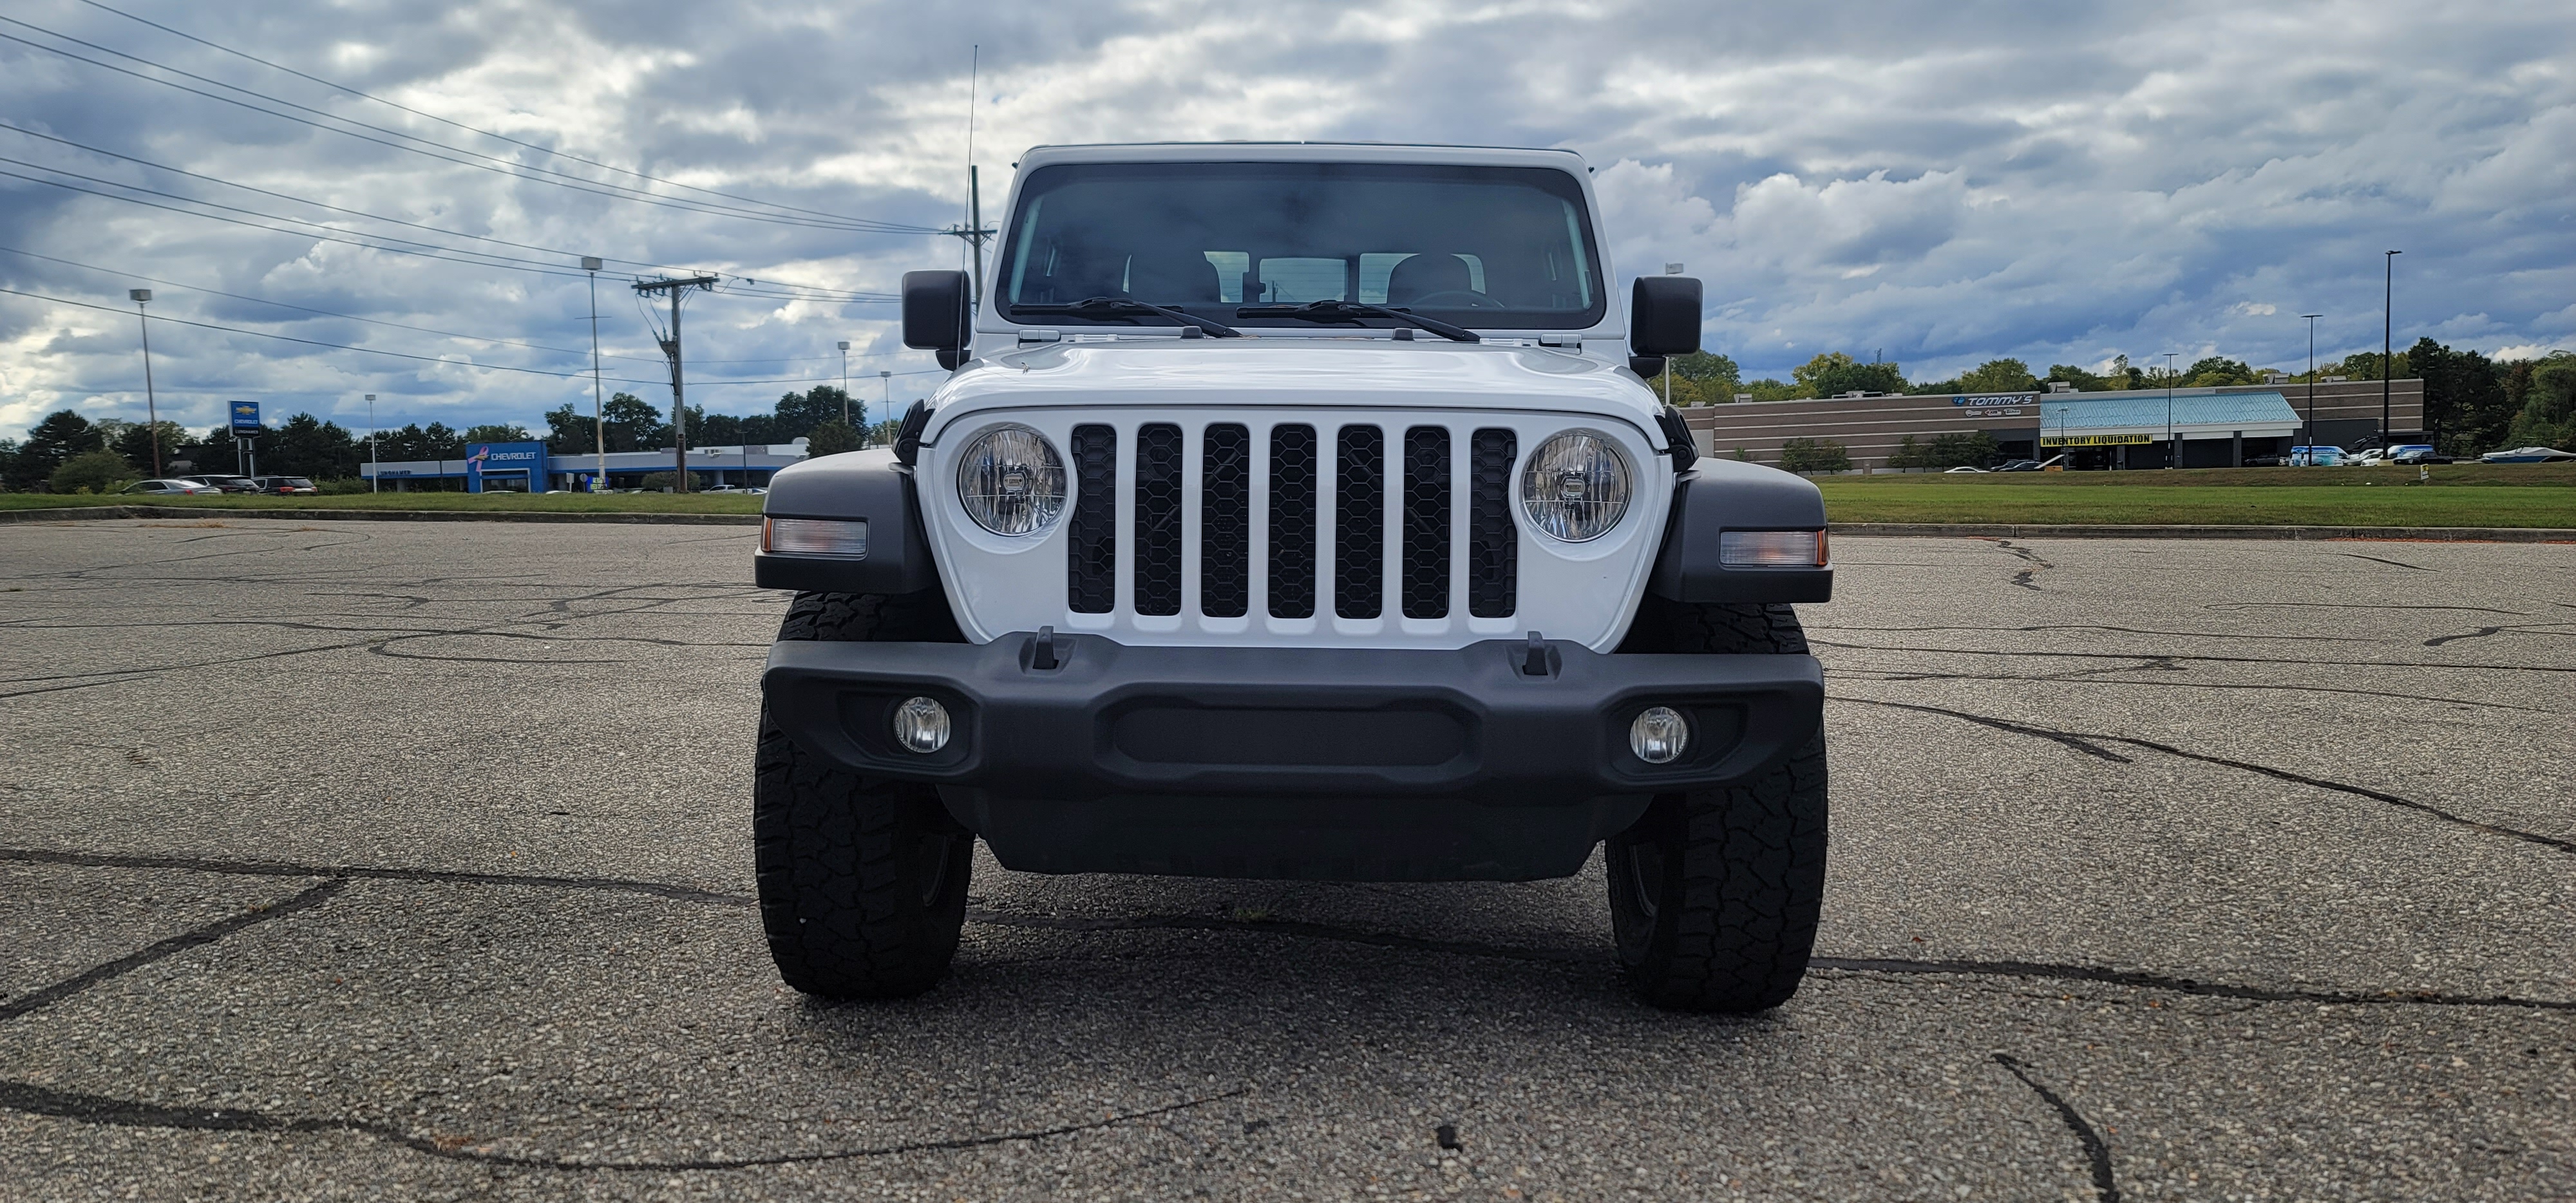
[1,518,2570,1202]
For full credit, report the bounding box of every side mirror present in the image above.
[902,270,971,365]
[1631,275,1702,357]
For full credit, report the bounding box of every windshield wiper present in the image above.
[1009,296,1242,337]
[1233,299,1479,343]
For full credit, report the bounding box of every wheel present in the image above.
[1606,598,1829,1012]
[753,589,974,998]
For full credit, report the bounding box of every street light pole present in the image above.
[584,257,607,492]
[2300,314,2322,464]
[366,393,377,491]
[2383,250,2401,445]
[837,341,853,427]
[2162,351,2178,469]
[878,370,893,447]
[129,289,160,476]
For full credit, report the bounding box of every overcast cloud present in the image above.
[3,0,2570,439]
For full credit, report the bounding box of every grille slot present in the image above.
[1467,428,1517,618]
[1066,424,1117,613]
[1336,425,1385,620]
[1200,423,1251,618]
[1267,424,1318,618]
[1401,426,1451,619]
[1133,423,1185,616]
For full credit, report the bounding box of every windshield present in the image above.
[998,162,1604,329]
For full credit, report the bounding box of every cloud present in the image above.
[3,0,2573,437]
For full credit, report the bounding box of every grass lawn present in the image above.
[0,490,763,515]
[1816,462,2576,527]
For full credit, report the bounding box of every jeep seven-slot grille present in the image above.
[1200,424,1251,618]
[1072,421,1518,623]
[1133,423,1185,616]
[1067,424,1118,613]
[1268,425,1318,618]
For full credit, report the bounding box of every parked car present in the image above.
[1989,459,2043,472]
[118,478,222,495]
[2480,446,2576,464]
[1942,465,1989,473]
[175,473,262,493]
[2387,446,2452,464]
[249,475,318,495]
[2287,446,2345,466]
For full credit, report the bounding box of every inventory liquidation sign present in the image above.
[2041,433,2154,447]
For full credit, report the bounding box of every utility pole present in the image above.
[129,289,160,475]
[878,370,893,446]
[2300,314,2322,464]
[366,393,377,491]
[584,257,608,492]
[2383,250,2401,445]
[632,274,719,491]
[837,341,852,426]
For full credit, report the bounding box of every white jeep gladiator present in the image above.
[753,142,1831,1012]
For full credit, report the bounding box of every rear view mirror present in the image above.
[1631,276,1702,357]
[903,270,971,368]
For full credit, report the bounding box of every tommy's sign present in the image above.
[1951,392,2032,417]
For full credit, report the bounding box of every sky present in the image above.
[2,0,2571,440]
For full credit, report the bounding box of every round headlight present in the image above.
[1519,431,1632,542]
[955,424,1066,536]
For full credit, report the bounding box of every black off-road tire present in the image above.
[754,590,974,999]
[1607,598,1828,1012]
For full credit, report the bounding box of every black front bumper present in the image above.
[762,635,1823,882]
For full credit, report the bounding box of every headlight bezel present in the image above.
[953,422,1068,538]
[1517,428,1635,544]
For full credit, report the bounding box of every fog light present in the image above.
[1629,706,1689,764]
[891,696,951,753]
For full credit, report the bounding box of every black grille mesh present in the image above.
[1199,424,1251,618]
[1467,428,1517,618]
[1268,424,1318,619]
[1133,423,1184,616]
[1401,426,1451,619]
[1335,425,1385,620]
[1066,424,1117,613]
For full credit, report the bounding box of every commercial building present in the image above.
[1681,379,2425,471]
[359,440,811,491]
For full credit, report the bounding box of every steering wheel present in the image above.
[1399,289,1506,310]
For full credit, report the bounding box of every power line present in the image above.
[0,124,899,302]
[74,0,938,235]
[0,19,942,234]
[0,281,948,387]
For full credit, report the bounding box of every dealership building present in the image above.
[358,439,811,491]
[1681,379,2426,471]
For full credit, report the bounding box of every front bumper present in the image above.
[762,635,1823,881]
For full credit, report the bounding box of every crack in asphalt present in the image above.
[1835,697,2576,855]
[12,847,2564,1012]
[0,847,752,906]
[2338,552,2432,571]
[0,878,347,1021]
[1993,1054,2120,1202]
[0,1077,1245,1172]
[2422,623,2576,648]
[1806,639,2576,674]
[1817,622,2356,643]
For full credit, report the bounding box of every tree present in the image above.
[267,413,361,478]
[2183,356,2258,386]
[1740,377,1801,401]
[102,420,189,475]
[50,449,137,494]
[2409,338,2514,455]
[805,419,862,457]
[1777,437,1851,473]
[601,393,663,451]
[543,403,600,455]
[2327,350,2409,381]
[2503,354,2576,450]
[777,386,857,439]
[462,423,533,444]
[1792,353,1906,399]
[8,410,103,490]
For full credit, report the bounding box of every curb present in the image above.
[0,505,761,526]
[1829,522,2576,543]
